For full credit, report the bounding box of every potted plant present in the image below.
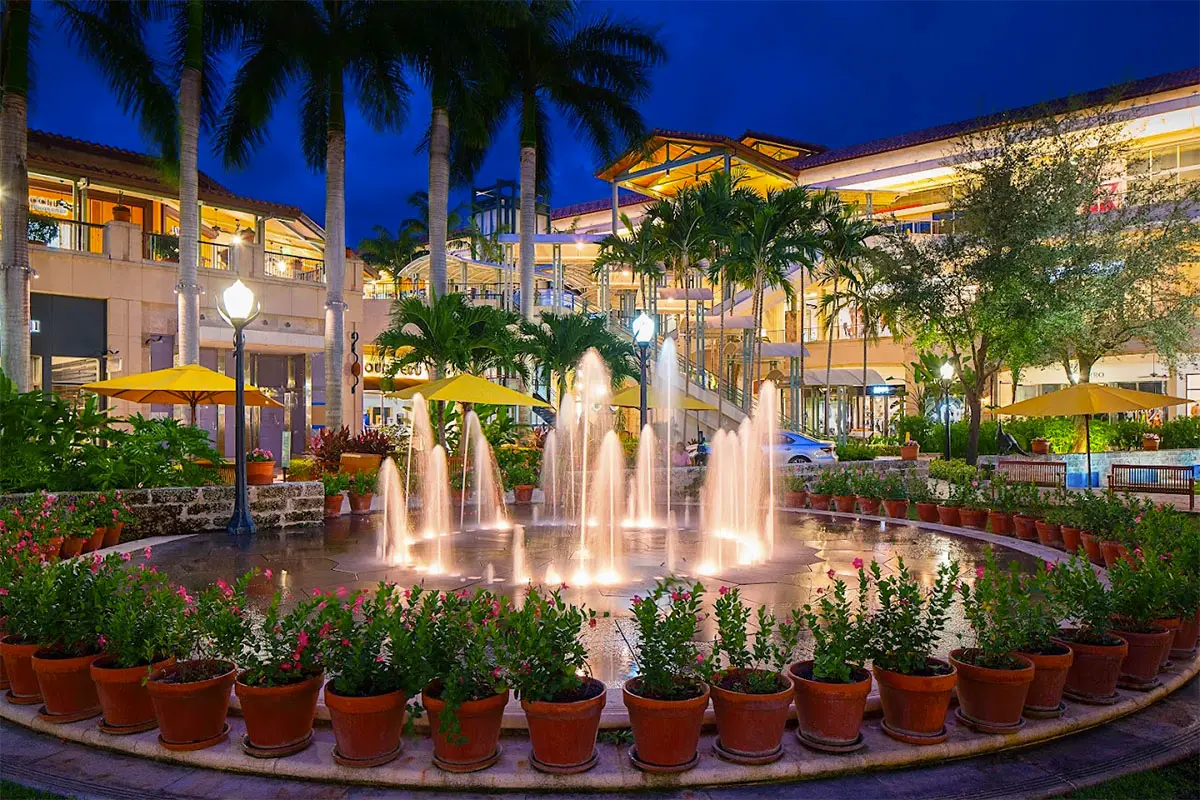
[908,475,940,522]
[98,490,134,548]
[862,557,961,745]
[346,470,377,514]
[505,463,538,504]
[319,583,431,767]
[880,471,909,519]
[900,437,920,461]
[341,428,393,475]
[78,495,107,553]
[622,579,709,773]
[507,587,604,774]
[0,553,57,706]
[285,456,319,482]
[1046,556,1128,704]
[958,480,988,529]
[935,479,963,526]
[1142,432,1160,451]
[1107,553,1173,689]
[784,473,808,508]
[792,563,871,752]
[448,469,467,510]
[1031,436,1050,455]
[206,569,325,757]
[28,555,117,722]
[829,469,857,513]
[851,470,883,515]
[146,577,237,751]
[322,472,348,518]
[985,475,1016,535]
[704,586,801,765]
[807,470,838,511]
[419,588,511,773]
[309,426,351,473]
[245,448,275,486]
[92,554,195,734]
[1011,561,1075,719]
[952,549,1036,733]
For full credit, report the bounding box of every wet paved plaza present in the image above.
[145,508,1043,687]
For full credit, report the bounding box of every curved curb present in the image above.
[2,652,1195,791]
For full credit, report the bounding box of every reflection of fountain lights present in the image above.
[544,563,562,585]
[714,528,738,540]
[697,561,718,576]
[571,567,592,587]
[421,530,435,540]
[595,568,621,586]
[738,540,764,565]
[622,516,657,529]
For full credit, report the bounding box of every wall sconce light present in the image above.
[102,349,123,373]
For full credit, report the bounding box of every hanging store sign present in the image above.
[867,384,905,397]
[29,195,73,217]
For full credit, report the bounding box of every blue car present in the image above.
[772,432,837,464]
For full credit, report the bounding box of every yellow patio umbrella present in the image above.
[83,363,284,424]
[994,384,1192,483]
[390,373,550,407]
[610,383,718,412]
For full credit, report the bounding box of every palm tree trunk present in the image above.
[428,105,450,300]
[324,125,347,431]
[715,281,725,429]
[823,275,837,436]
[0,89,31,391]
[176,56,202,365]
[519,145,536,320]
[862,327,868,434]
[799,265,806,429]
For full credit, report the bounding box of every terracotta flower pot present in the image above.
[1172,609,1200,657]
[1143,436,1160,451]
[1080,533,1104,565]
[348,492,374,514]
[246,460,275,485]
[789,661,871,748]
[960,507,988,530]
[47,536,65,561]
[423,684,509,772]
[949,649,1034,731]
[622,678,709,771]
[340,453,384,475]
[0,650,6,692]
[1060,526,1082,554]
[833,495,857,513]
[936,505,961,526]
[988,511,1014,536]
[1017,644,1074,715]
[883,499,910,519]
[147,660,236,750]
[513,485,535,504]
[521,677,607,772]
[91,656,175,732]
[809,494,832,511]
[900,443,920,461]
[1112,627,1171,684]
[80,527,105,553]
[784,491,807,508]
[915,502,940,523]
[32,649,102,720]
[1101,541,1134,570]
[856,496,882,516]
[102,522,124,548]
[873,659,957,744]
[235,671,323,752]
[60,537,85,559]
[324,494,345,518]
[1014,515,1039,541]
[1055,630,1127,702]
[111,205,132,223]
[324,681,408,766]
[873,657,955,743]
[709,669,792,761]
[1151,618,1181,669]
[1,636,43,703]
[1035,520,1063,547]
[1031,438,1049,455]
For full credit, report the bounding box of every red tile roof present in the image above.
[551,189,652,221]
[786,68,1200,172]
[737,130,826,155]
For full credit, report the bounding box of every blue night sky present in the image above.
[24,0,1200,245]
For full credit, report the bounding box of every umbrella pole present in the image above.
[1085,414,1092,488]
[190,401,197,426]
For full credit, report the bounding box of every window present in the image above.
[50,356,100,406]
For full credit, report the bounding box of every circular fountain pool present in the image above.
[141,508,1042,687]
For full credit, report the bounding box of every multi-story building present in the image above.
[19,130,369,458]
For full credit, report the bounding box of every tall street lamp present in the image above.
[219,280,261,536]
[939,361,955,461]
[632,312,655,430]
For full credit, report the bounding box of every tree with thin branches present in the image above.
[591,213,664,311]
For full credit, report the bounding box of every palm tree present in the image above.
[819,256,887,432]
[645,186,706,377]
[1,0,34,389]
[493,0,665,320]
[816,200,879,435]
[520,313,636,409]
[591,213,664,310]
[64,0,244,368]
[356,224,427,295]
[218,0,408,432]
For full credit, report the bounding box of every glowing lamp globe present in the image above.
[632,312,655,345]
[222,280,256,322]
[939,362,955,381]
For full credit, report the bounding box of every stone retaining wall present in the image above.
[0,483,324,539]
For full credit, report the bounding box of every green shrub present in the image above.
[928,458,979,485]
[1161,417,1200,449]
[837,440,877,462]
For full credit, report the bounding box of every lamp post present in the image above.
[632,312,655,430]
[218,280,261,536]
[939,361,955,461]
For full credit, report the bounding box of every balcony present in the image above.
[27,218,104,254]
[143,233,233,271]
[265,251,326,283]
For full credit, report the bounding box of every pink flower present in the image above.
[826,568,836,580]
[264,569,273,579]
[492,667,503,680]
[341,638,351,647]
[317,623,331,638]
[975,565,985,579]
[560,583,570,590]
[120,552,132,562]
[143,547,152,560]
[718,586,729,596]
[588,617,597,628]
[671,591,681,602]
[852,557,864,570]
[0,588,7,596]
[1044,561,1055,572]
[1134,547,1143,558]
[297,631,309,649]
[783,617,793,626]
[375,654,386,663]
[281,662,291,671]
[695,652,705,663]
[312,588,322,596]
[631,594,641,605]
[97,635,107,648]
[336,586,349,598]
[816,587,824,595]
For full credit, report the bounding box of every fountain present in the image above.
[626,424,659,528]
[459,410,508,530]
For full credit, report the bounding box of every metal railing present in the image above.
[144,232,180,263]
[27,218,104,254]
[199,241,232,271]
[265,251,326,283]
[878,218,950,236]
